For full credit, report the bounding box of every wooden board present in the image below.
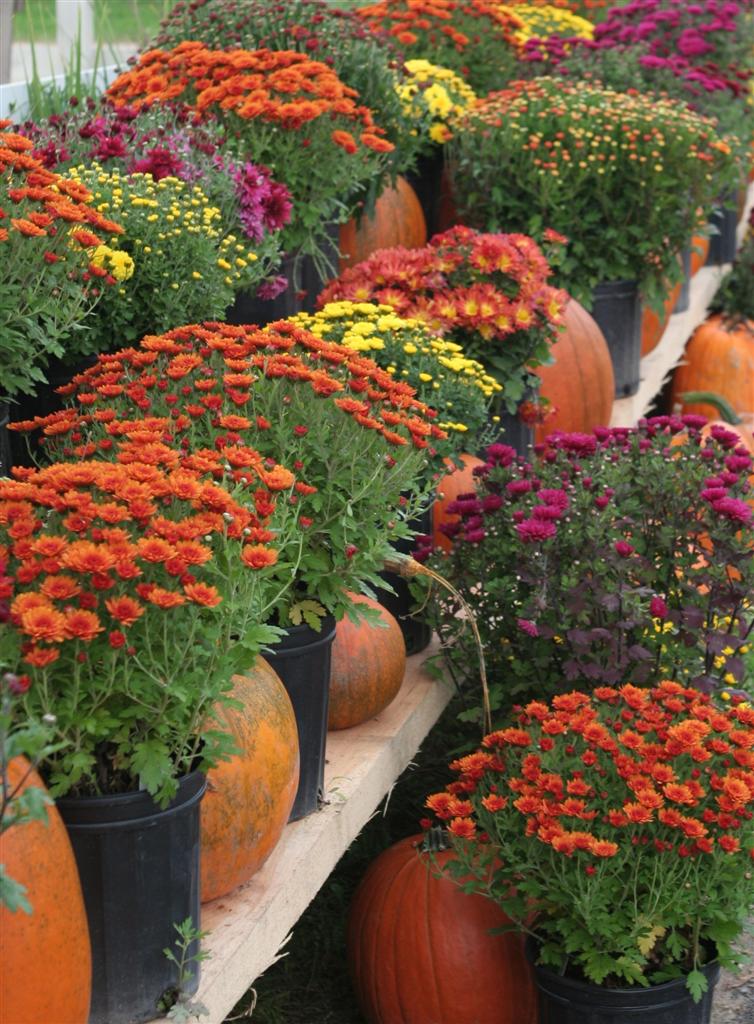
[611,184,754,428]
[151,638,454,1024]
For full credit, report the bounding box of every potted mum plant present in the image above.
[0,121,124,475]
[418,418,754,718]
[292,299,498,651]
[355,0,524,95]
[105,42,395,310]
[12,318,447,818]
[426,682,754,1021]
[396,59,478,236]
[0,451,294,1023]
[446,77,737,395]
[320,225,568,453]
[151,0,418,181]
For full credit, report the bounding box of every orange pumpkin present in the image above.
[641,282,682,356]
[0,758,91,1024]
[328,593,406,730]
[348,834,538,1024]
[534,297,615,442]
[431,453,485,552]
[339,177,426,273]
[689,233,711,276]
[201,656,299,903]
[669,316,754,421]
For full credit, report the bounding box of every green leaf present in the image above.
[288,600,326,629]
[686,970,708,1004]
[0,866,32,913]
[132,739,173,796]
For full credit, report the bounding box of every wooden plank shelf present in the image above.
[151,639,454,1024]
[610,183,754,428]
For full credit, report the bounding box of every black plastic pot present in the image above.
[377,507,433,657]
[590,280,642,398]
[0,402,10,478]
[528,941,720,1024]
[57,771,206,1024]
[705,194,739,267]
[405,150,445,239]
[227,225,340,327]
[674,246,692,315]
[265,616,336,821]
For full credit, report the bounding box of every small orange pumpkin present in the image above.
[535,297,615,441]
[348,834,538,1024]
[431,453,485,552]
[0,758,92,1024]
[201,657,299,903]
[669,316,754,420]
[328,593,406,730]
[338,177,426,273]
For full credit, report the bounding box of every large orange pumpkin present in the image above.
[669,316,754,421]
[201,656,299,903]
[431,453,485,552]
[328,593,406,730]
[348,834,538,1024]
[338,177,426,273]
[641,282,682,356]
[534,297,615,441]
[0,758,91,1024]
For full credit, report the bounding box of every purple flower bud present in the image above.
[650,596,668,620]
[615,540,635,557]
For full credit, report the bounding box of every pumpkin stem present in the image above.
[680,391,742,425]
[421,825,451,854]
[383,550,492,733]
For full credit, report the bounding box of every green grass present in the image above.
[227,693,481,1024]
[13,0,172,45]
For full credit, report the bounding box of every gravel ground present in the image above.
[712,924,754,1024]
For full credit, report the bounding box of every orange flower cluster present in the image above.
[11,320,447,457]
[0,456,281,669]
[0,119,123,249]
[427,682,754,861]
[356,0,524,93]
[357,0,521,51]
[320,225,565,405]
[322,226,566,341]
[106,42,393,155]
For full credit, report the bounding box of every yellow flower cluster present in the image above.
[67,165,258,289]
[397,60,477,145]
[509,4,594,43]
[90,245,135,282]
[293,301,499,436]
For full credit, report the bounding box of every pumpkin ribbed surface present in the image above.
[0,758,92,1024]
[201,656,299,903]
[328,594,406,730]
[348,834,538,1024]
[669,316,754,421]
[338,177,427,272]
[535,297,615,442]
[432,453,485,552]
